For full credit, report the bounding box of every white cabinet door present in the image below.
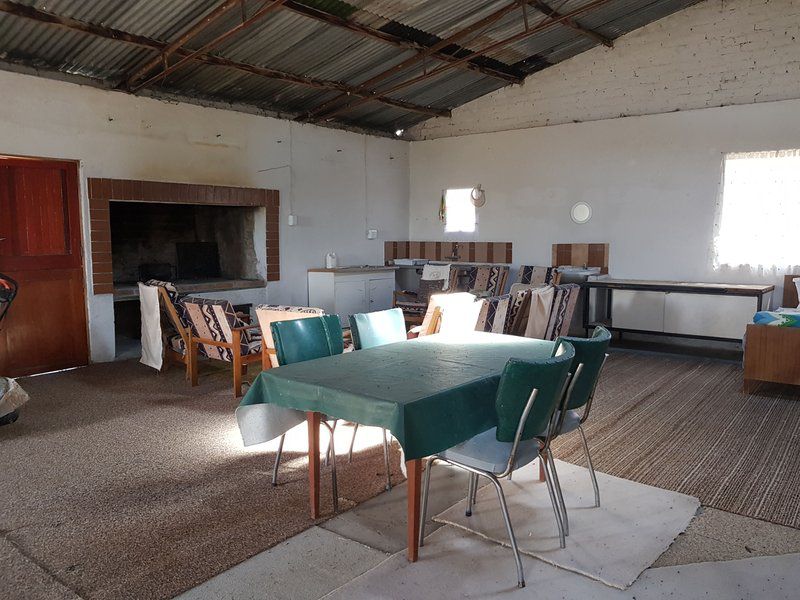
[334,279,367,325]
[368,276,395,312]
[611,290,666,332]
[664,293,756,339]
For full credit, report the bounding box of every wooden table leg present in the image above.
[406,458,422,562]
[307,411,321,519]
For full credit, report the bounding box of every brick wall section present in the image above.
[87,178,279,295]
[411,0,800,139]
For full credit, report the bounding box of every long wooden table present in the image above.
[242,331,555,561]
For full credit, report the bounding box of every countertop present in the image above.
[308,266,398,274]
[584,278,774,295]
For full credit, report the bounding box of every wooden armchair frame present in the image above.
[156,286,190,377]
[188,323,263,398]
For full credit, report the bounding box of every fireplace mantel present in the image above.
[87,178,279,295]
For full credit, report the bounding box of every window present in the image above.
[715,150,800,268]
[443,188,476,233]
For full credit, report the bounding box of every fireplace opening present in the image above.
[109,201,266,359]
[110,201,262,286]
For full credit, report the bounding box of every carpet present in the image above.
[434,460,700,589]
[553,351,800,529]
[0,360,404,600]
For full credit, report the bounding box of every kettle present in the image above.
[325,252,338,269]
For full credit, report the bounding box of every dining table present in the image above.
[241,330,556,561]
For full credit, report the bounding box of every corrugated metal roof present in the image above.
[0,0,705,135]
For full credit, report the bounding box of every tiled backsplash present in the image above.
[385,241,513,264]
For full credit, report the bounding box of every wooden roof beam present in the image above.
[283,0,523,84]
[0,1,448,120]
[125,0,241,88]
[297,0,527,123]
[129,0,290,93]
[530,0,613,48]
[311,0,616,123]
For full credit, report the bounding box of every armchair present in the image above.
[182,297,262,398]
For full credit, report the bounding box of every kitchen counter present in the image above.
[308,266,398,274]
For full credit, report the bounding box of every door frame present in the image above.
[0,153,90,371]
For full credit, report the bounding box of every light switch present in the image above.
[366,228,378,239]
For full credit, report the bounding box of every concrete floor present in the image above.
[177,460,800,600]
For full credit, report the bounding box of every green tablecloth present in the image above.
[240,332,555,460]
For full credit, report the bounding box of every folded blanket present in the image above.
[753,311,800,327]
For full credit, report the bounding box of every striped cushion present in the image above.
[182,298,260,362]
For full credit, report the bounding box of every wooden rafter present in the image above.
[530,0,613,48]
[0,0,448,120]
[282,0,523,84]
[296,0,527,123]
[307,0,616,123]
[129,0,290,93]
[125,0,241,88]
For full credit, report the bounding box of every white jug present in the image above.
[325,252,338,269]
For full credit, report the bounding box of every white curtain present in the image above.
[714,149,800,273]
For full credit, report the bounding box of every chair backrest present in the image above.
[256,305,325,367]
[271,315,344,365]
[556,326,611,410]
[494,343,575,443]
[449,265,509,296]
[182,297,250,361]
[517,265,561,286]
[475,294,512,334]
[419,292,482,336]
[349,308,407,350]
[543,283,581,340]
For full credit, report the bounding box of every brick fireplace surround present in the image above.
[87,178,279,295]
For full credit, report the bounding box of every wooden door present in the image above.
[0,157,88,376]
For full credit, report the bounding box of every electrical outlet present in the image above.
[366,228,378,240]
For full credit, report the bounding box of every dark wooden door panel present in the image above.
[0,269,88,376]
[0,157,88,376]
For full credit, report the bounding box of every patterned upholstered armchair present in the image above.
[516,265,561,286]
[449,264,509,297]
[182,298,262,398]
[503,283,580,340]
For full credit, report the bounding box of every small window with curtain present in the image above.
[443,188,476,233]
[714,149,800,269]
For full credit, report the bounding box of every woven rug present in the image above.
[553,352,800,530]
[0,360,404,600]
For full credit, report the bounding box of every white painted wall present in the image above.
[412,0,800,140]
[409,99,800,301]
[0,70,408,362]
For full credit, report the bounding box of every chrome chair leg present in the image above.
[324,420,338,466]
[547,451,569,536]
[382,428,392,491]
[271,433,285,486]
[579,424,600,507]
[419,457,435,548]
[466,472,477,517]
[486,473,525,588]
[321,421,338,512]
[542,455,566,549]
[348,423,359,462]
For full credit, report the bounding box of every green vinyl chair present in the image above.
[347,308,408,491]
[270,315,344,510]
[548,326,611,520]
[418,342,576,588]
[349,307,407,350]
